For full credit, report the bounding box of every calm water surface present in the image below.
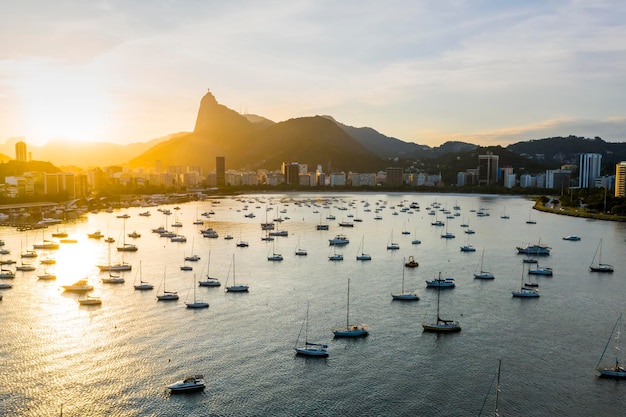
[1,192,625,416]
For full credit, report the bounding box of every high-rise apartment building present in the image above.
[478,153,499,185]
[15,141,27,162]
[616,161,626,197]
[579,153,602,189]
[385,167,404,186]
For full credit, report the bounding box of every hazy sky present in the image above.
[2,0,626,147]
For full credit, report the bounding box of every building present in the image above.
[216,157,225,187]
[478,153,499,185]
[616,162,626,197]
[330,172,346,187]
[15,141,27,162]
[283,162,300,185]
[386,167,404,186]
[545,169,572,191]
[579,153,602,189]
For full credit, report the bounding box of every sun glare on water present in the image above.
[18,68,111,144]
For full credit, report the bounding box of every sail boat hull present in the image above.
[597,367,626,378]
[332,327,368,338]
[422,322,461,332]
[295,345,329,357]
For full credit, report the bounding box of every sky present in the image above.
[1,0,626,148]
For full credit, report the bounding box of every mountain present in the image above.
[128,91,384,172]
[506,136,626,168]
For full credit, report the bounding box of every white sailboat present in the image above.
[356,236,371,261]
[422,273,461,332]
[589,238,614,273]
[386,230,399,250]
[184,239,200,262]
[474,248,495,279]
[332,278,368,337]
[294,237,307,256]
[117,216,138,252]
[391,258,419,301]
[98,240,131,272]
[133,260,154,290]
[156,267,179,301]
[198,250,221,287]
[225,254,248,292]
[294,303,329,357]
[185,275,209,309]
[511,263,539,297]
[267,241,283,261]
[597,313,626,378]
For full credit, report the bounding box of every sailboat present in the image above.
[386,230,399,250]
[392,258,419,301]
[225,254,249,292]
[184,239,200,262]
[294,303,329,357]
[198,251,221,287]
[328,245,343,261]
[596,313,626,378]
[156,267,179,300]
[589,238,614,273]
[422,273,461,332]
[267,241,283,261]
[97,240,131,272]
[478,360,502,417]
[117,217,138,252]
[332,278,368,337]
[474,248,495,279]
[356,236,371,261]
[526,207,536,224]
[411,227,421,245]
[185,275,209,309]
[294,237,307,256]
[440,220,455,239]
[511,263,539,297]
[500,207,510,219]
[133,260,154,290]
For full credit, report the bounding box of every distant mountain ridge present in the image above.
[5,91,626,175]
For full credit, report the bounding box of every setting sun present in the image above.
[17,68,111,144]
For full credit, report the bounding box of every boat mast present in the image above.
[346,278,351,329]
[436,272,442,323]
[494,359,501,417]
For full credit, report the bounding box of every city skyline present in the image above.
[2,1,626,147]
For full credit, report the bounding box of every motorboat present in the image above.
[329,235,349,245]
[425,276,455,288]
[61,279,94,292]
[516,243,551,256]
[562,235,581,241]
[167,375,206,393]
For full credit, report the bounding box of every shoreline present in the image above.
[534,200,626,222]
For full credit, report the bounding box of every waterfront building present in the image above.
[386,167,404,186]
[616,162,626,197]
[579,153,602,189]
[478,153,499,185]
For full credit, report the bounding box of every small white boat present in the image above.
[198,252,221,287]
[562,235,581,241]
[102,273,125,284]
[329,235,349,245]
[61,279,94,292]
[167,375,206,393]
[512,264,540,298]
